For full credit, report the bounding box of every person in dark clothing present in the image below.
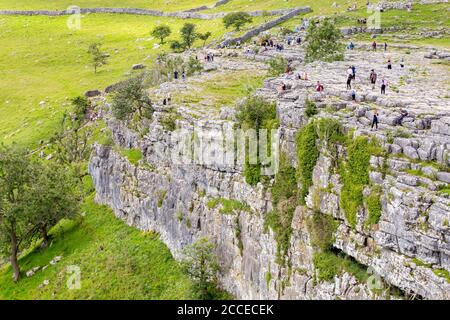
[174,70,179,80]
[370,69,377,90]
[395,110,408,126]
[384,42,388,51]
[372,41,377,51]
[351,65,356,79]
[387,59,392,70]
[381,78,387,94]
[371,111,379,130]
[351,89,356,101]
[347,74,352,89]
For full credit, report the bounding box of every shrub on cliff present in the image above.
[181,238,230,299]
[236,96,278,186]
[296,122,319,203]
[267,56,289,77]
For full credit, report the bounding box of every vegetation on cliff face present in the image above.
[339,136,381,228]
[236,96,278,186]
[296,122,319,204]
[265,153,297,265]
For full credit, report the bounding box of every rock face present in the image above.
[89,40,450,300]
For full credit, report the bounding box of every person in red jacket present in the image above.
[316,81,324,92]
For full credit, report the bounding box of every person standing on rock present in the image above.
[384,42,388,51]
[370,69,378,90]
[174,70,179,80]
[351,89,356,101]
[371,110,379,130]
[347,74,353,90]
[381,78,387,94]
[387,59,392,70]
[182,71,186,81]
[400,58,405,68]
[302,71,308,80]
[372,41,377,51]
[351,65,356,79]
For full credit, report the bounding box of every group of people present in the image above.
[372,41,388,51]
[204,52,215,62]
[173,70,186,81]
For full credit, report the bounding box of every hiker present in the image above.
[387,59,392,70]
[384,42,388,51]
[400,58,405,68]
[371,110,379,130]
[174,70,179,80]
[370,69,377,89]
[163,98,167,106]
[302,71,308,80]
[316,81,324,92]
[285,65,292,75]
[351,89,356,101]
[182,71,186,81]
[394,109,408,126]
[296,37,302,45]
[381,78,387,94]
[351,65,356,79]
[348,42,355,50]
[372,41,377,51]
[347,66,353,78]
[347,74,353,89]
[279,82,287,93]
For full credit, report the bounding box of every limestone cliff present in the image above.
[89,46,450,300]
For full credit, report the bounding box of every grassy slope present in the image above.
[207,0,369,14]
[0,195,193,300]
[0,0,216,11]
[0,14,266,148]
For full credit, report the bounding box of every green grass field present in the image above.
[0,195,193,300]
[0,0,216,11]
[0,14,267,148]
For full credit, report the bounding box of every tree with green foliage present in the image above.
[180,23,197,49]
[25,162,80,248]
[181,238,220,300]
[0,146,34,282]
[71,96,89,123]
[197,31,212,48]
[52,112,91,171]
[151,25,172,44]
[223,12,253,31]
[111,75,153,120]
[305,18,344,63]
[88,43,108,74]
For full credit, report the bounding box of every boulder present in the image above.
[85,90,101,98]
